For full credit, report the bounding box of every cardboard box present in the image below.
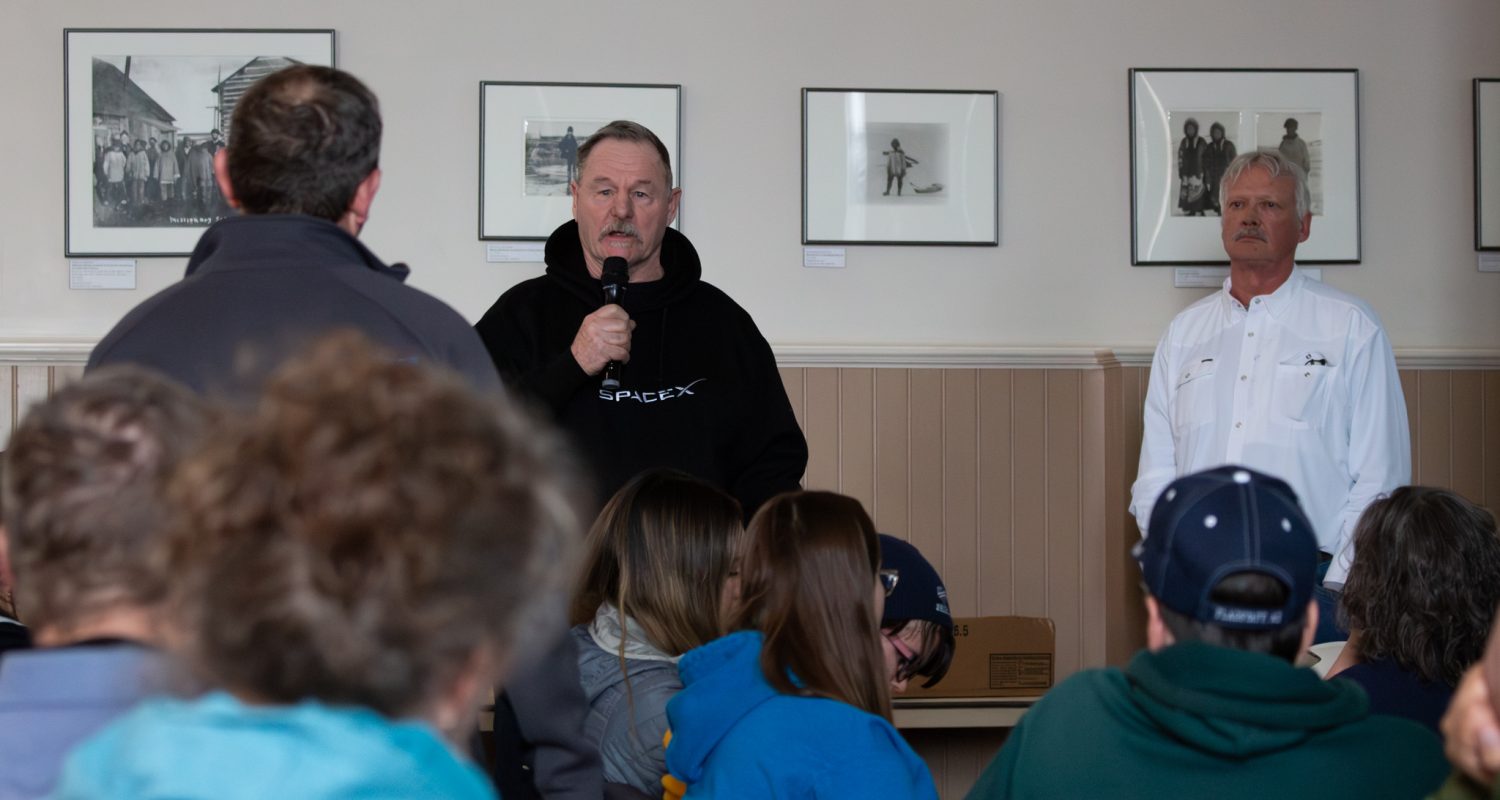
[900,616,1055,698]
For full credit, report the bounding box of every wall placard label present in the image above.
[69,259,136,290]
[1174,266,1320,288]
[803,247,846,268]
[486,242,545,263]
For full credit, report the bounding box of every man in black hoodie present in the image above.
[476,120,808,519]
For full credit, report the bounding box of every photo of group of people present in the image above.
[92,129,227,226]
[89,53,303,229]
[1170,110,1324,217]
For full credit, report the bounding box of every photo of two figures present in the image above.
[1171,110,1325,217]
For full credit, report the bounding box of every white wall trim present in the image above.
[0,340,94,363]
[772,345,1121,369]
[771,345,1500,371]
[5,341,1499,371]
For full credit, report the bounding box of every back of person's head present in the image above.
[0,453,14,622]
[878,534,954,689]
[1340,486,1500,686]
[225,65,381,220]
[165,331,581,721]
[725,490,891,720]
[1,367,213,638]
[1138,465,1320,663]
[572,468,742,656]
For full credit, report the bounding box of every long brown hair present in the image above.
[1340,486,1500,686]
[571,469,742,656]
[724,491,892,720]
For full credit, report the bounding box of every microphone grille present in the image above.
[602,257,629,286]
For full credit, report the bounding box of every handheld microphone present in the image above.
[600,257,629,391]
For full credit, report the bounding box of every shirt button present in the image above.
[1240,375,1247,381]
[1248,332,1255,338]
[1235,421,1243,428]
[1253,298,1261,304]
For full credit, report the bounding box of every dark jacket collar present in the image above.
[183,214,410,283]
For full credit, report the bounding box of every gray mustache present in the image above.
[603,223,639,240]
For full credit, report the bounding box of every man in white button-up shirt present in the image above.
[1130,151,1409,640]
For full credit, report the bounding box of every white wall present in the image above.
[3,0,1497,351]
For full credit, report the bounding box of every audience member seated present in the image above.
[877,535,955,693]
[1327,486,1500,733]
[51,333,584,799]
[0,367,213,797]
[965,466,1448,800]
[1432,614,1500,799]
[0,455,31,656]
[570,469,742,795]
[663,490,938,799]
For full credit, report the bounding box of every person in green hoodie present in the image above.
[967,465,1448,800]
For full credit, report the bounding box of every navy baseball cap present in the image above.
[1136,466,1319,630]
[879,535,952,629]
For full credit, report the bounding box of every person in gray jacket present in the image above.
[88,64,599,799]
[571,469,742,795]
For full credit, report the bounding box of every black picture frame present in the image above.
[1129,68,1361,265]
[1476,78,1500,251]
[478,81,682,241]
[802,87,1000,247]
[64,28,337,257]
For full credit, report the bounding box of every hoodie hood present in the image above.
[663,631,779,784]
[1126,642,1368,759]
[542,220,700,312]
[183,214,411,283]
[54,691,493,799]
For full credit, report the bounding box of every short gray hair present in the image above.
[577,120,674,189]
[1218,150,1311,220]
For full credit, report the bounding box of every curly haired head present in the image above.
[166,331,582,718]
[1340,486,1500,686]
[2,366,213,635]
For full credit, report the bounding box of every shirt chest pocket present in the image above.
[1172,359,1217,433]
[1273,356,1338,428]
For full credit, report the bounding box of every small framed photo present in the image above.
[1129,68,1360,265]
[479,82,681,241]
[802,88,999,246]
[1476,79,1500,251]
[64,28,336,257]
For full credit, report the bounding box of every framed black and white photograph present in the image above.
[1130,69,1360,265]
[480,82,681,241]
[65,28,336,257]
[1476,79,1500,251]
[803,88,998,246]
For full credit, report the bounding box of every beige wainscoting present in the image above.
[5,344,1500,798]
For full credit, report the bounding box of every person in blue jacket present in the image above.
[663,490,938,799]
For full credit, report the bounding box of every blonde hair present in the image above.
[572,469,742,655]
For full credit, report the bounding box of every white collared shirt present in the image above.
[1129,269,1410,587]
